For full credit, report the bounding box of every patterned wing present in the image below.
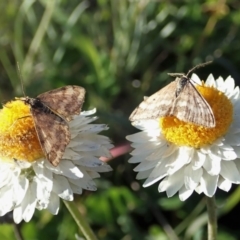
[171,80,215,127]
[129,81,178,121]
[37,85,85,121]
[31,107,70,166]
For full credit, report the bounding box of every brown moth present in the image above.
[129,62,215,128]
[17,85,85,166]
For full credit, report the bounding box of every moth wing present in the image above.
[31,107,70,166]
[129,81,178,121]
[37,85,85,121]
[172,81,215,127]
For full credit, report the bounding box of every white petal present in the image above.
[74,142,101,152]
[76,156,104,167]
[69,182,83,194]
[136,169,153,180]
[47,192,60,215]
[184,164,202,190]
[0,165,13,188]
[13,205,23,224]
[224,76,235,96]
[33,162,53,187]
[133,119,159,132]
[63,148,82,159]
[87,170,100,179]
[233,159,240,173]
[69,173,97,191]
[229,86,240,104]
[81,164,112,173]
[145,143,170,161]
[158,170,184,197]
[209,145,223,158]
[126,132,152,143]
[13,176,29,205]
[179,186,194,201]
[205,74,216,87]
[143,158,168,187]
[195,184,203,195]
[234,100,240,115]
[77,123,108,134]
[22,180,38,222]
[232,146,240,158]
[203,155,221,175]
[0,186,14,216]
[224,134,240,146]
[218,176,232,192]
[167,147,193,174]
[52,175,73,201]
[221,161,240,183]
[192,151,206,170]
[152,143,175,159]
[35,179,51,210]
[80,108,96,116]
[130,142,160,156]
[134,158,159,172]
[47,160,83,179]
[200,171,218,197]
[191,73,201,84]
[215,76,225,92]
[219,148,237,160]
[129,154,149,163]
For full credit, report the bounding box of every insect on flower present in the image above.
[129,62,215,128]
[17,85,86,166]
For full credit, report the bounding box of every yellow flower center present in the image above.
[0,100,44,163]
[160,83,233,148]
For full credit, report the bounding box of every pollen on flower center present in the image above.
[0,100,44,162]
[160,83,233,148]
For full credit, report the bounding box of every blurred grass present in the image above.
[1,0,240,239]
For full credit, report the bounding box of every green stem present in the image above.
[13,223,24,240]
[64,200,98,240]
[206,196,217,240]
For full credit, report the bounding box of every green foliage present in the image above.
[0,225,16,240]
[1,0,240,239]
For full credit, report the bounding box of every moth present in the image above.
[129,62,216,128]
[17,85,86,166]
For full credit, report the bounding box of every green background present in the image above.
[0,0,240,239]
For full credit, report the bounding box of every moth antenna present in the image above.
[17,62,26,97]
[186,61,212,77]
[168,73,184,78]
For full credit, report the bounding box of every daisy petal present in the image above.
[179,186,194,201]
[184,164,202,190]
[205,74,216,87]
[47,192,60,215]
[158,170,184,197]
[221,161,240,183]
[218,176,232,192]
[200,171,218,197]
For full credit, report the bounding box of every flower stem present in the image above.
[13,223,24,240]
[206,196,217,240]
[64,200,98,240]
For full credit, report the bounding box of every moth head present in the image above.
[15,96,32,105]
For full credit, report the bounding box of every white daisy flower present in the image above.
[0,100,113,223]
[127,74,240,201]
